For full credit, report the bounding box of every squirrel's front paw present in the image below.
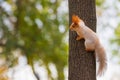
[76,36,82,40]
[76,37,80,40]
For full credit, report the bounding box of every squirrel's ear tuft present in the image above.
[72,15,80,23]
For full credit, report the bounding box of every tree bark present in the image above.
[68,0,96,80]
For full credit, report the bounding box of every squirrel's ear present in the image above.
[72,15,80,23]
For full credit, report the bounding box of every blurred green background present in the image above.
[0,0,120,80]
[0,0,68,80]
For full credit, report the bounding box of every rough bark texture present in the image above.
[68,0,96,80]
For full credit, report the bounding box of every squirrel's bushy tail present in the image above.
[95,43,107,76]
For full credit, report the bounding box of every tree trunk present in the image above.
[68,0,96,80]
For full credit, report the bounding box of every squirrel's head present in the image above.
[70,15,85,31]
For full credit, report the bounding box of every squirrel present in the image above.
[70,15,107,76]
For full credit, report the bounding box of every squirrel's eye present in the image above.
[72,23,77,27]
[72,25,75,27]
[74,23,77,25]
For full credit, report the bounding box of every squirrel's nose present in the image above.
[70,26,72,30]
[70,26,74,31]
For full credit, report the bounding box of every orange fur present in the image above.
[72,15,80,23]
[70,15,107,76]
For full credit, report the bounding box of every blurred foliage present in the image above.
[96,0,105,6]
[0,65,9,80]
[0,0,68,80]
[111,24,120,60]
